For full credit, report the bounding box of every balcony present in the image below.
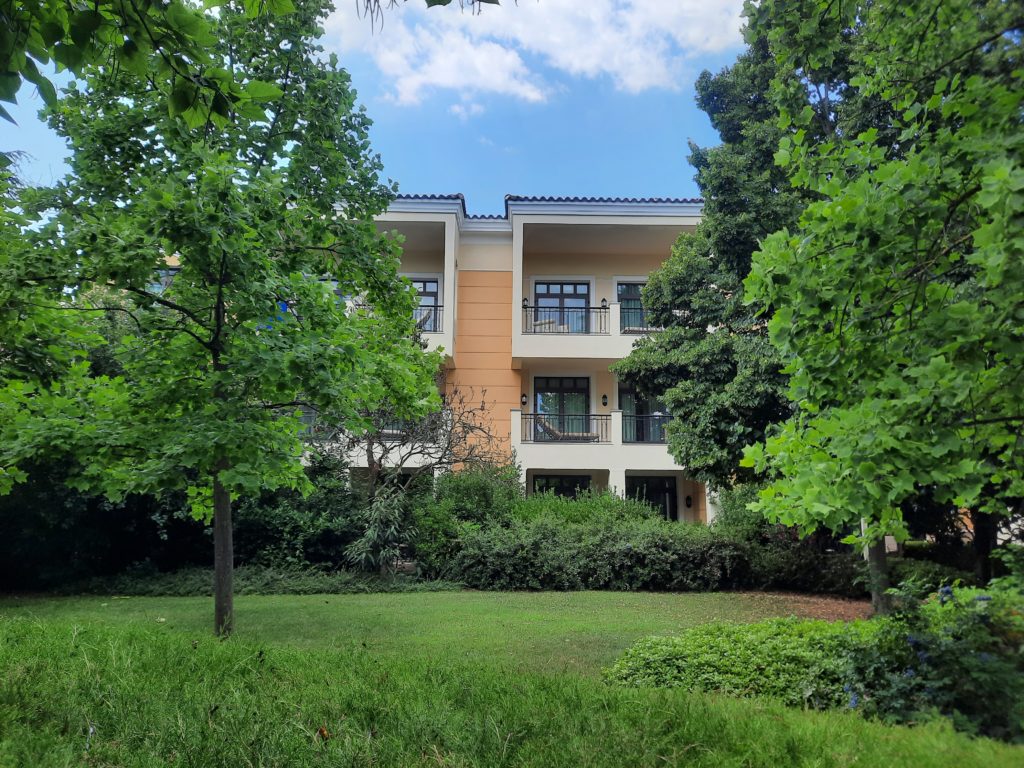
[622,414,669,443]
[521,413,611,443]
[513,302,655,362]
[414,305,444,334]
[619,307,660,335]
[522,306,609,335]
[511,409,678,472]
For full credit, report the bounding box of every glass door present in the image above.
[619,383,668,442]
[535,376,590,439]
[411,278,439,331]
[535,281,590,333]
[626,476,678,521]
[618,282,645,332]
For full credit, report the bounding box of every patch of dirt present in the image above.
[738,591,873,621]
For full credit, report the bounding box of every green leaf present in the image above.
[244,80,284,102]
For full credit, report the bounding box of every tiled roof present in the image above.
[392,193,703,219]
[505,194,703,205]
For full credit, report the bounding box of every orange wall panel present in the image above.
[451,270,517,447]
[458,270,513,287]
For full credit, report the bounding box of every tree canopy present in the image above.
[0,0,440,633]
[742,0,1024,548]
[612,28,802,489]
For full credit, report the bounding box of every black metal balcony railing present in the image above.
[414,305,443,333]
[521,413,611,443]
[522,306,609,335]
[622,414,670,444]
[620,307,660,334]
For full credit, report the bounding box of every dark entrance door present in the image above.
[626,476,679,521]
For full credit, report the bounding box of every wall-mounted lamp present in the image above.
[601,394,609,407]
[520,393,528,407]
[685,495,693,509]
[600,297,608,309]
[522,297,529,308]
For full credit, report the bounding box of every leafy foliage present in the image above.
[605,618,872,709]
[0,0,439,633]
[611,30,800,488]
[345,488,417,574]
[609,582,1024,741]
[742,0,1024,545]
[452,517,751,592]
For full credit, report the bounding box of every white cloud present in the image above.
[450,100,486,119]
[325,0,745,107]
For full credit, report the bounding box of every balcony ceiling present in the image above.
[377,220,445,254]
[524,223,689,256]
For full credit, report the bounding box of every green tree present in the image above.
[0,0,439,635]
[612,28,803,489]
[743,0,1023,602]
[1,0,494,128]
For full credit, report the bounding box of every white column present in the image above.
[609,302,621,337]
[704,486,719,525]
[610,409,623,446]
[608,468,626,497]
[510,409,526,485]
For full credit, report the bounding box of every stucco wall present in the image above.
[449,270,519,444]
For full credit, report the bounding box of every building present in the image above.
[373,193,715,524]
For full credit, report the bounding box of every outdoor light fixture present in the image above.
[600,297,608,309]
[685,496,693,508]
[601,394,608,407]
[522,297,529,308]
[521,393,528,407]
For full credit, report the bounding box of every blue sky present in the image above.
[0,1,747,217]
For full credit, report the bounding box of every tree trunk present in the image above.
[213,464,234,637]
[866,540,892,615]
[971,510,997,584]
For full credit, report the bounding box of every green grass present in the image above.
[0,591,845,675]
[1,592,1020,766]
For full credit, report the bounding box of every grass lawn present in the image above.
[1,591,1020,766]
[0,590,864,675]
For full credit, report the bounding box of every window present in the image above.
[619,383,668,443]
[617,282,648,332]
[626,476,678,521]
[534,281,590,332]
[533,475,591,498]
[410,278,440,332]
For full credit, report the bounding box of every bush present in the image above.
[607,580,1024,742]
[233,454,362,569]
[605,618,877,708]
[412,463,522,576]
[60,564,461,596]
[888,558,976,596]
[451,516,750,591]
[512,489,659,524]
[842,583,1024,740]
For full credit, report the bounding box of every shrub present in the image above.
[607,580,1024,742]
[451,516,750,591]
[842,583,1024,740]
[888,558,976,596]
[233,454,362,569]
[512,489,659,524]
[60,564,460,596]
[412,463,522,576]
[345,489,417,574]
[605,618,877,708]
